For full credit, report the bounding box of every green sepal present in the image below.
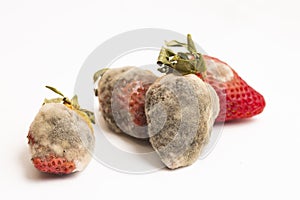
[187,34,197,54]
[93,68,109,83]
[157,47,174,66]
[79,109,95,124]
[70,95,80,110]
[45,86,65,97]
[165,40,187,48]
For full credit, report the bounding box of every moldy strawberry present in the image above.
[27,86,95,175]
[94,67,157,139]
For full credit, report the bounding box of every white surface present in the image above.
[1,0,300,199]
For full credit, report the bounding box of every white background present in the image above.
[1,0,299,199]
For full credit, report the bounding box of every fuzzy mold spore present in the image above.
[97,66,157,138]
[205,58,234,83]
[145,74,220,169]
[28,103,95,172]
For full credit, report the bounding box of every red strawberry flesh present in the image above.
[32,155,76,175]
[203,55,266,122]
[124,81,152,126]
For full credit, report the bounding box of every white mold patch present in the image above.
[206,59,234,82]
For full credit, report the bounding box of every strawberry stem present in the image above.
[44,86,95,124]
[45,86,71,105]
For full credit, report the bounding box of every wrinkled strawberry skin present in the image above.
[121,81,152,126]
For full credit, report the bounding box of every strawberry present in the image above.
[157,34,265,122]
[145,73,220,169]
[94,67,157,138]
[202,55,266,122]
[27,86,95,175]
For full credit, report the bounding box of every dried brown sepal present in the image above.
[93,68,109,83]
[157,34,207,79]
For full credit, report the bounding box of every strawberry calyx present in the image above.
[157,34,207,79]
[44,86,95,125]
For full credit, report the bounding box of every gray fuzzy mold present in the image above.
[28,103,95,172]
[97,67,157,138]
[145,74,220,169]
